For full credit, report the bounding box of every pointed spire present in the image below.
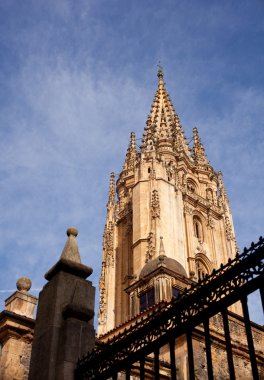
[192,127,209,166]
[159,236,166,256]
[123,132,137,171]
[60,227,81,263]
[107,172,115,207]
[141,67,191,157]
[157,63,164,80]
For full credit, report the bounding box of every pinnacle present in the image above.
[141,69,190,156]
[157,63,164,81]
[159,236,166,256]
[122,132,137,171]
[107,172,115,205]
[192,127,209,166]
[60,226,81,263]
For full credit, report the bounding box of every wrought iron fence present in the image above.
[76,237,264,380]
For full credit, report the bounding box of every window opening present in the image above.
[140,288,155,312]
[172,287,181,298]
[193,217,203,241]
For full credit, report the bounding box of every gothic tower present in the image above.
[98,68,238,336]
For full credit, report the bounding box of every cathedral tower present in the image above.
[98,68,238,336]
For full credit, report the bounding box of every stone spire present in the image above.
[107,172,115,209]
[141,67,190,156]
[122,132,137,171]
[102,172,116,268]
[159,236,166,256]
[217,170,229,206]
[192,127,209,166]
[60,226,81,263]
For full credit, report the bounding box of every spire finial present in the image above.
[60,226,81,263]
[159,236,166,256]
[157,62,164,80]
[108,172,115,205]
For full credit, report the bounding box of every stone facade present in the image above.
[28,227,95,380]
[97,69,264,379]
[0,278,37,380]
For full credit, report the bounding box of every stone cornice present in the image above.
[45,258,93,281]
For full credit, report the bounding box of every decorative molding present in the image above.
[151,189,160,219]
[224,216,233,241]
[184,204,193,215]
[207,210,215,228]
[146,232,155,262]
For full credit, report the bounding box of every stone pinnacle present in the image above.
[60,226,81,263]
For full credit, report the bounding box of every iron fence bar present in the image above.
[186,331,195,380]
[169,336,177,380]
[154,347,159,380]
[203,319,214,380]
[222,309,236,380]
[76,238,264,379]
[125,365,130,380]
[241,296,260,380]
[140,357,145,380]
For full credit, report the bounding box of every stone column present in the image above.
[0,277,37,380]
[28,227,95,380]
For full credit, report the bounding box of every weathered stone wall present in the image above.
[0,337,32,380]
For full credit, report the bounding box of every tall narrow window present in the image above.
[196,260,208,280]
[140,288,155,312]
[193,217,203,241]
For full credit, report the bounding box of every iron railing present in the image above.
[76,237,264,380]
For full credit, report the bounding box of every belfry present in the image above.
[98,68,239,336]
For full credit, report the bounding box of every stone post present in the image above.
[28,227,96,380]
[0,277,37,380]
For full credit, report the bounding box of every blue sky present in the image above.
[0,0,263,325]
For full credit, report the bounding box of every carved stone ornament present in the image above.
[166,162,174,180]
[224,216,233,241]
[103,221,115,267]
[207,210,215,228]
[149,168,156,180]
[196,241,206,255]
[151,189,160,218]
[146,231,155,262]
[98,281,107,325]
[183,204,193,215]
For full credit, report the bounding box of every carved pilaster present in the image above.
[151,189,160,219]
[184,204,193,215]
[146,232,155,262]
[103,221,115,267]
[224,216,233,241]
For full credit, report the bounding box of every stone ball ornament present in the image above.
[67,226,78,237]
[16,277,32,292]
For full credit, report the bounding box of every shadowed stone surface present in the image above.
[29,227,95,380]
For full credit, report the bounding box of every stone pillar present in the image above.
[0,277,37,380]
[28,227,96,380]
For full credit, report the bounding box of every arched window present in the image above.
[193,216,203,241]
[195,253,213,281]
[196,260,208,280]
[187,179,196,193]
